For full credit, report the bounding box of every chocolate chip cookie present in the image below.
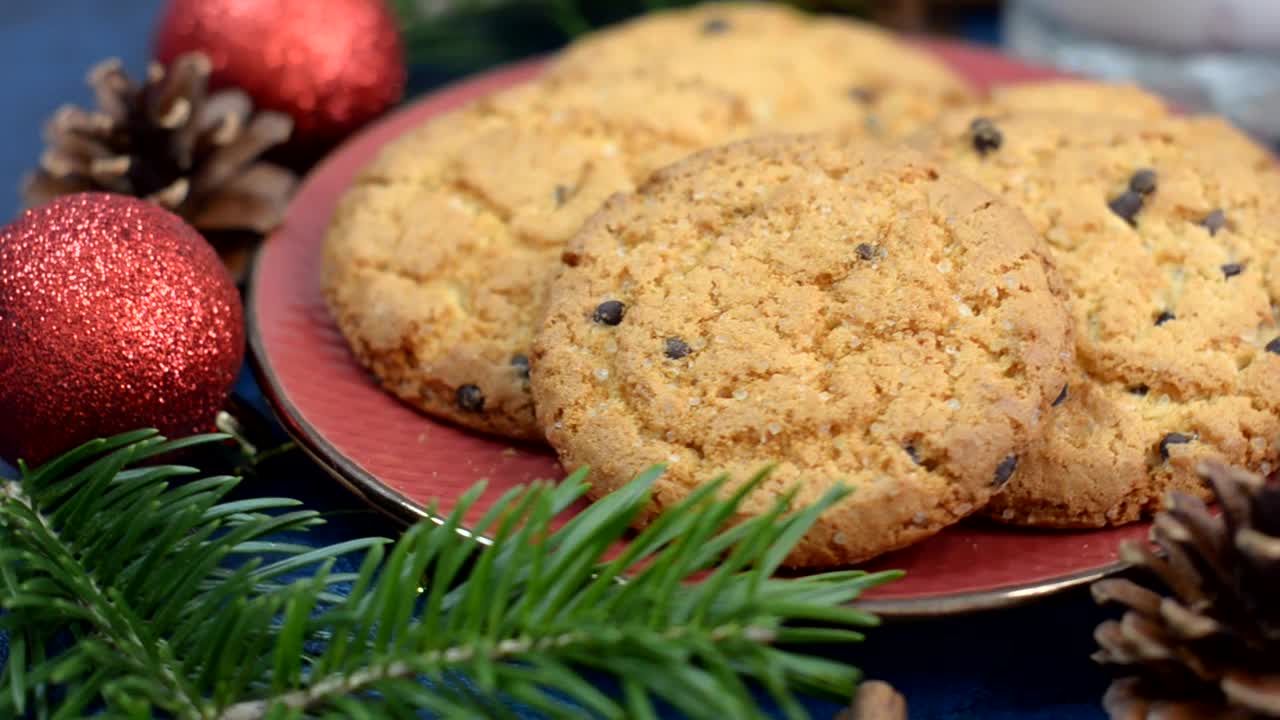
[531,136,1074,567]
[911,110,1280,527]
[322,77,760,439]
[323,6,974,441]
[546,2,974,140]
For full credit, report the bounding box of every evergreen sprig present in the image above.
[0,430,899,718]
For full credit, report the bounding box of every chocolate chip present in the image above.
[1266,337,1280,355]
[993,455,1019,487]
[554,184,569,207]
[1108,190,1144,225]
[664,337,691,360]
[1159,432,1193,460]
[1222,262,1244,279]
[848,86,876,104]
[855,243,877,261]
[1201,209,1227,236]
[456,384,485,412]
[1154,310,1175,326]
[1052,384,1069,406]
[592,300,625,326]
[1129,169,1158,195]
[1130,384,1150,396]
[701,17,730,34]
[969,117,1002,156]
[511,354,530,379]
[904,444,922,465]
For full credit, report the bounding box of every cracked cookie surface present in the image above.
[322,6,974,441]
[910,110,1280,527]
[531,136,1074,567]
[321,77,767,439]
[545,2,974,140]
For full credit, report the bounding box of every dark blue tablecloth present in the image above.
[0,1,1112,717]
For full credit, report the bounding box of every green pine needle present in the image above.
[0,430,901,718]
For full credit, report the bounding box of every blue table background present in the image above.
[0,1,1116,717]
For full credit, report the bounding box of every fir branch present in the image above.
[0,431,901,718]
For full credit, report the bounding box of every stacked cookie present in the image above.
[908,109,1280,528]
[322,2,972,440]
[322,3,1280,567]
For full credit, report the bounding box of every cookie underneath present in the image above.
[321,77,760,440]
[546,1,975,140]
[532,135,1074,567]
[989,80,1171,119]
[911,109,1280,527]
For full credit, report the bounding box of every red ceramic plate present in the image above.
[248,39,1151,618]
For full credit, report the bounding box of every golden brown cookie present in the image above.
[546,2,974,139]
[989,79,1170,119]
[321,77,762,439]
[910,110,1280,527]
[323,6,974,441]
[531,135,1074,567]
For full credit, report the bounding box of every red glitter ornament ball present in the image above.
[0,193,244,466]
[153,0,406,149]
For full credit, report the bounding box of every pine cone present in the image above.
[22,52,297,281]
[1091,460,1280,719]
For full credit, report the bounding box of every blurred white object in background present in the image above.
[1004,0,1280,146]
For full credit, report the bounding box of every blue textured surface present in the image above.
[0,1,1111,717]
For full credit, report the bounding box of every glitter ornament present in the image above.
[0,193,244,465]
[153,0,406,150]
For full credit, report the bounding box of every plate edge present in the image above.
[244,48,1136,621]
